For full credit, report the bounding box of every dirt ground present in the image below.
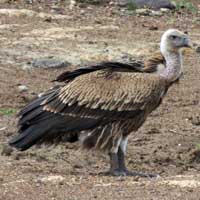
[0,1,200,200]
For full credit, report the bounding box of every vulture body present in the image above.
[9,29,191,177]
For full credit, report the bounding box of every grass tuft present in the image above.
[0,108,17,116]
[127,0,137,11]
[196,144,200,150]
[174,0,197,13]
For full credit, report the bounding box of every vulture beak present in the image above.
[183,37,193,48]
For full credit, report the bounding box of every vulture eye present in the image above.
[170,35,178,40]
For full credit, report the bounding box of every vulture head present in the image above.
[160,29,191,55]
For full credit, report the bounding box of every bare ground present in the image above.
[0,1,200,200]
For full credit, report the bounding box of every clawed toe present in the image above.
[105,169,160,178]
[125,171,160,178]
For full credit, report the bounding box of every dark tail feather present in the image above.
[9,121,52,151]
[9,83,102,150]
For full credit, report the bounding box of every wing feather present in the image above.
[43,71,167,120]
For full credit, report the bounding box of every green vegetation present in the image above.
[127,0,137,11]
[174,0,197,13]
[196,144,200,150]
[0,108,17,116]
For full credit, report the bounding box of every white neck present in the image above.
[159,51,183,82]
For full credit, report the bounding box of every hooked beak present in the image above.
[183,38,193,48]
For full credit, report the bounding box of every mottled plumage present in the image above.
[9,29,191,177]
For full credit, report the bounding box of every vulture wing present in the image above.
[10,70,167,151]
[45,71,166,116]
[54,52,165,83]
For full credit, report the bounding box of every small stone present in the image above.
[151,10,163,16]
[195,46,200,53]
[18,85,28,92]
[1,144,13,156]
[80,10,86,15]
[0,127,6,131]
[69,0,76,10]
[135,8,150,15]
[149,26,158,31]
[31,58,71,69]
[117,0,176,10]
[191,116,200,126]
[26,0,33,3]
[37,175,65,184]
[44,17,52,23]
[13,154,21,160]
[160,8,170,13]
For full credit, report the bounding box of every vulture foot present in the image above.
[108,169,159,177]
[123,170,160,178]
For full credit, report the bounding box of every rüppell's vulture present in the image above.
[9,29,192,177]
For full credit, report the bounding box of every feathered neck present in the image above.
[159,51,183,83]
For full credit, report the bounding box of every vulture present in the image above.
[9,29,191,177]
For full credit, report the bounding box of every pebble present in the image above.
[109,1,115,6]
[18,85,28,92]
[1,144,13,156]
[80,9,86,15]
[31,58,71,69]
[36,175,65,184]
[195,46,200,53]
[135,8,151,16]
[0,127,7,131]
[149,26,158,31]
[117,0,176,10]
[160,8,170,13]
[191,116,200,126]
[151,11,163,16]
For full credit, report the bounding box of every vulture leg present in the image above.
[109,152,126,176]
[109,137,159,177]
[117,147,158,177]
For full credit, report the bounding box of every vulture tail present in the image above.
[9,121,51,151]
[9,88,100,151]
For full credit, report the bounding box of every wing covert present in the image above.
[43,71,166,120]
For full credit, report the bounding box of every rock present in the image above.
[195,46,200,53]
[25,0,33,3]
[135,8,151,15]
[149,26,158,31]
[1,144,13,156]
[118,0,176,10]
[0,127,6,131]
[151,10,163,16]
[69,0,76,10]
[36,175,65,184]
[160,8,171,13]
[0,9,72,20]
[30,58,71,69]
[109,1,115,6]
[191,116,200,126]
[18,85,28,92]
[80,9,86,15]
